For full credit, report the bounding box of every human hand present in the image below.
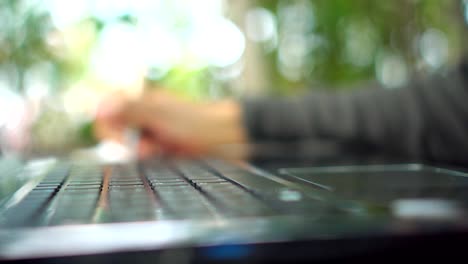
[94,90,249,159]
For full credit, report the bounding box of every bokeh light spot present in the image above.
[418,29,449,69]
[376,51,408,89]
[189,18,245,68]
[246,7,277,43]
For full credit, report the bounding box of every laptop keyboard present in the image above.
[1,159,321,227]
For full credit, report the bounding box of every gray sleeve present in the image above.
[242,61,468,164]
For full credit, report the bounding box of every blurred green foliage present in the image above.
[1,0,466,95]
[0,0,58,92]
[257,0,467,93]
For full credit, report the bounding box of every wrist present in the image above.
[209,100,250,159]
[217,100,247,144]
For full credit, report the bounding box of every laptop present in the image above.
[1,148,468,263]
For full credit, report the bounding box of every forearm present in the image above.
[242,61,468,164]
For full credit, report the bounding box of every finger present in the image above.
[94,92,131,142]
[138,126,174,159]
[119,100,161,131]
[94,116,126,143]
[158,139,204,158]
[96,91,128,120]
[138,136,162,159]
